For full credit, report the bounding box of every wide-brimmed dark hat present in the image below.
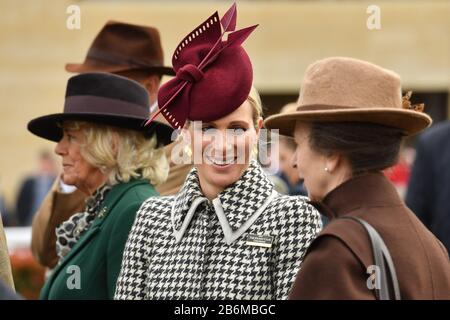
[65,20,174,76]
[28,72,174,146]
[265,57,432,137]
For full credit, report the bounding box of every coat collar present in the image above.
[171,160,276,244]
[309,172,403,220]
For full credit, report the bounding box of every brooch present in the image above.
[402,91,424,112]
[97,207,108,219]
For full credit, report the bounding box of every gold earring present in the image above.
[251,144,258,158]
[184,145,192,158]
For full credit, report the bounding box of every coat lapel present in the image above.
[171,167,206,243]
[214,161,275,244]
[171,160,275,244]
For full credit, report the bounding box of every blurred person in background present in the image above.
[28,72,173,299]
[406,121,450,253]
[384,145,415,199]
[278,136,307,196]
[15,150,57,226]
[265,103,307,196]
[275,103,307,196]
[31,21,192,269]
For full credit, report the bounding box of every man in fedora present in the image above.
[31,21,193,269]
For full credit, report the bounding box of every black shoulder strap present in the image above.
[340,216,401,300]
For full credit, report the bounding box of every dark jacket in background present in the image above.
[289,173,450,300]
[16,175,55,226]
[406,121,450,253]
[0,280,21,300]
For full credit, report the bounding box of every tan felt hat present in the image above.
[264,57,432,137]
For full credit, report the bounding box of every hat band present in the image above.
[297,104,401,112]
[87,47,164,69]
[64,95,148,118]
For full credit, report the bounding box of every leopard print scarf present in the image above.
[55,184,111,263]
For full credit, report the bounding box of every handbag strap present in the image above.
[340,216,401,300]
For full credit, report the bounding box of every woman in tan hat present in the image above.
[265,57,450,299]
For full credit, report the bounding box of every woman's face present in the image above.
[54,124,107,195]
[190,100,261,198]
[292,122,330,202]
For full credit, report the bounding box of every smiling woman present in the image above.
[188,88,263,201]
[27,72,174,299]
[115,4,322,300]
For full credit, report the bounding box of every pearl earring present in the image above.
[324,167,330,172]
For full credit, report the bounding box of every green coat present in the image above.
[40,179,157,300]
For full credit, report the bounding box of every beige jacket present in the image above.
[0,216,14,289]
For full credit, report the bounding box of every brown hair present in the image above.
[308,122,405,175]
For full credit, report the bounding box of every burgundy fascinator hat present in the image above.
[146,3,258,129]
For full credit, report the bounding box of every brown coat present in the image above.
[289,173,450,300]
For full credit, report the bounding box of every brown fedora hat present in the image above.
[264,57,432,137]
[66,20,175,76]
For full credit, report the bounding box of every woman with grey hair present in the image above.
[27,72,173,299]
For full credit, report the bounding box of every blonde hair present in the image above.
[62,121,169,186]
[247,86,263,127]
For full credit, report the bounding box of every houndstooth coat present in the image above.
[115,160,322,300]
